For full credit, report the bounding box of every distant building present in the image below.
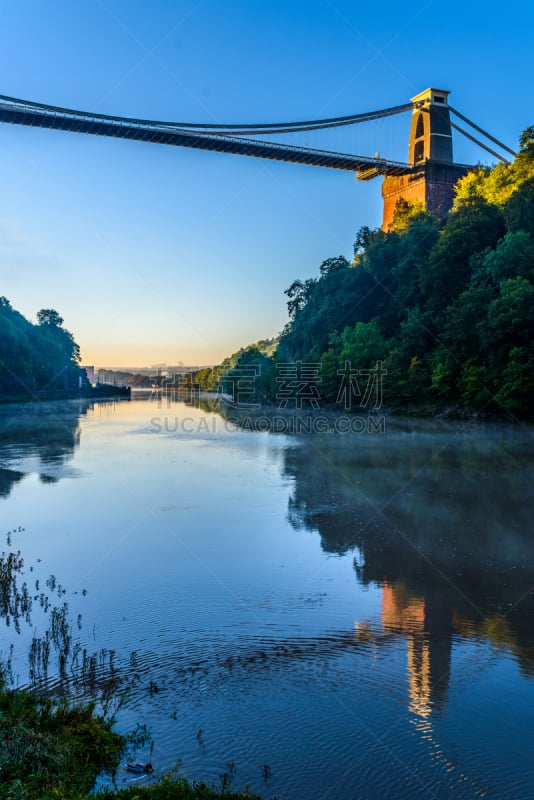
[81,365,95,384]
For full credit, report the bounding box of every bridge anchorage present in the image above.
[0,87,515,231]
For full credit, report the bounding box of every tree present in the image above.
[495,347,534,411]
[390,198,428,232]
[37,308,64,327]
[504,178,534,234]
[483,277,534,358]
[391,217,439,309]
[443,285,495,362]
[0,300,83,392]
[319,256,349,277]
[284,279,316,320]
[339,319,389,368]
[474,231,534,283]
[518,126,534,158]
[319,348,341,403]
[421,198,506,311]
[353,225,376,258]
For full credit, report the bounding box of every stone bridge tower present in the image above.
[381,88,469,230]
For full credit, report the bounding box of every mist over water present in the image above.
[1,396,532,799]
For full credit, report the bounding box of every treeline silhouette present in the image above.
[0,302,84,395]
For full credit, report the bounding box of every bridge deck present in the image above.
[0,103,413,177]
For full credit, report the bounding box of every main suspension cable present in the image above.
[0,93,413,135]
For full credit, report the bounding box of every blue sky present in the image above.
[0,0,532,367]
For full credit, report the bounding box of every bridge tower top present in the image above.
[382,87,469,230]
[408,87,453,165]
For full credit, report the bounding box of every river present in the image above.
[0,394,532,799]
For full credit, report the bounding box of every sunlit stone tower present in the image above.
[381,88,469,230]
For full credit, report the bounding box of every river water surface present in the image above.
[0,395,533,799]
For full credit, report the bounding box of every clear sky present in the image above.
[0,0,532,367]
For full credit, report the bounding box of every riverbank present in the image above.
[0,685,260,800]
[199,394,530,430]
[0,384,131,405]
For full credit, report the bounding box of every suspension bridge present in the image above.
[0,88,515,228]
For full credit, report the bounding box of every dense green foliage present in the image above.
[0,687,124,799]
[194,339,277,405]
[200,129,534,415]
[0,684,260,800]
[0,300,84,394]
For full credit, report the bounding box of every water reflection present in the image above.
[283,424,534,694]
[1,398,532,797]
[383,583,451,718]
[0,466,25,498]
[0,400,117,498]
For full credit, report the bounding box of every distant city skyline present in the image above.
[0,0,532,366]
[89,364,210,374]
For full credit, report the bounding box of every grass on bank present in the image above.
[0,686,260,800]
[95,773,261,800]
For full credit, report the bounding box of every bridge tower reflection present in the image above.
[381,582,453,718]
